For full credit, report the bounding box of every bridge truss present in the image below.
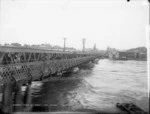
[0,46,100,84]
[0,46,101,113]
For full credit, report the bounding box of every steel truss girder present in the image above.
[0,52,98,65]
[0,46,97,55]
[0,46,100,65]
[0,56,99,85]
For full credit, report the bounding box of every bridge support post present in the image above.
[1,82,32,113]
[2,83,14,114]
[14,82,23,112]
[14,82,32,112]
[23,82,32,112]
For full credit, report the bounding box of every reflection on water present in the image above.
[31,82,43,98]
[29,59,148,113]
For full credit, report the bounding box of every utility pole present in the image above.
[82,38,86,52]
[94,43,96,53]
[63,38,67,51]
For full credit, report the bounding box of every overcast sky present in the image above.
[0,0,149,50]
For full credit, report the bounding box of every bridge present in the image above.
[0,46,101,113]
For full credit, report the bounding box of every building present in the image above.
[107,47,147,60]
[138,52,147,60]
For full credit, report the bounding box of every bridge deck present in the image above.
[0,46,101,85]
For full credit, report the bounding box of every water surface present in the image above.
[30,59,149,113]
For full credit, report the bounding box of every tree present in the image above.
[11,43,22,47]
[4,43,10,46]
[24,44,30,47]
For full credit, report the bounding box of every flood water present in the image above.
[28,59,149,113]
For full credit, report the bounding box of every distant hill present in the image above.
[126,47,147,53]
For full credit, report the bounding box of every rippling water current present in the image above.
[29,59,149,113]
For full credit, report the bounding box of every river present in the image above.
[25,59,149,113]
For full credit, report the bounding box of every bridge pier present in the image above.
[23,82,32,112]
[1,82,32,113]
[2,83,14,114]
[14,82,23,112]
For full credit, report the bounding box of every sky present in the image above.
[0,0,149,50]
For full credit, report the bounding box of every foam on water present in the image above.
[31,59,149,113]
